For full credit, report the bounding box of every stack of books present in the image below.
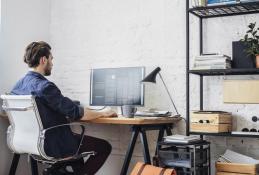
[207,0,236,6]
[192,0,259,7]
[208,0,259,6]
[192,0,207,7]
[163,134,200,143]
[192,54,232,70]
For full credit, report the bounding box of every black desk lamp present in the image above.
[141,67,180,117]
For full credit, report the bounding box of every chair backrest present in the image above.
[1,95,45,157]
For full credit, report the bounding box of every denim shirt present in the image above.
[11,71,84,158]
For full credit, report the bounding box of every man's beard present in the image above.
[44,69,51,76]
[44,63,52,76]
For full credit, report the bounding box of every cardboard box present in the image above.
[190,111,232,133]
[216,162,259,175]
[224,80,259,104]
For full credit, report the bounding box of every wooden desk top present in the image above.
[0,112,181,125]
[83,116,181,125]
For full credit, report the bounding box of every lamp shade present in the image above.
[141,66,180,116]
[141,67,161,83]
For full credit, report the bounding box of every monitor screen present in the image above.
[90,67,145,106]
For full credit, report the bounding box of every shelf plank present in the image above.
[189,68,259,76]
[190,132,259,138]
[189,2,259,18]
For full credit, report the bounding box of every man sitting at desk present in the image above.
[11,41,117,175]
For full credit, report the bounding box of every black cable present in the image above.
[178,116,187,122]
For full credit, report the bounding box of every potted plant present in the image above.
[241,22,259,68]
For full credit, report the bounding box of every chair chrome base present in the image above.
[43,165,74,175]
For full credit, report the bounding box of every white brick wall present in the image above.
[49,0,259,174]
[0,0,50,174]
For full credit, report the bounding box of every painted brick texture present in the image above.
[50,0,259,174]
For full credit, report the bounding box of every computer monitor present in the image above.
[90,67,145,106]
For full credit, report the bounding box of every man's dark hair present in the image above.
[23,41,52,68]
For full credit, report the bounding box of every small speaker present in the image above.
[232,41,255,68]
[252,116,258,122]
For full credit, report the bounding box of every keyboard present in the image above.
[135,111,172,117]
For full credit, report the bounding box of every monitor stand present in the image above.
[117,106,122,115]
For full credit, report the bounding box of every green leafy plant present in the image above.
[241,22,259,57]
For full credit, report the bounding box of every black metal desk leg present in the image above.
[120,129,139,175]
[208,144,211,175]
[29,156,38,175]
[155,128,165,156]
[140,130,151,164]
[9,153,20,175]
[165,125,172,136]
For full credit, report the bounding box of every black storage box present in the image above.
[157,141,210,175]
[232,41,255,68]
[158,147,207,168]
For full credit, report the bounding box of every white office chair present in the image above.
[1,95,95,175]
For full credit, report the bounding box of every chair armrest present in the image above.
[2,106,34,111]
[43,123,85,132]
[36,123,96,163]
[72,151,96,160]
[42,123,86,157]
[31,151,96,164]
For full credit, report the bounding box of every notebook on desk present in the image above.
[135,111,172,117]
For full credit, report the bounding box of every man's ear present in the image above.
[39,56,47,64]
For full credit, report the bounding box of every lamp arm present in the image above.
[158,73,179,115]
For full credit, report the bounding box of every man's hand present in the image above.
[80,107,117,121]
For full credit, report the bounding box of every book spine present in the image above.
[191,0,196,7]
[194,60,231,65]
[201,0,207,6]
[193,62,231,67]
[194,63,231,67]
[207,0,237,6]
[196,0,200,6]
[195,63,231,66]
[195,55,231,60]
[195,58,231,62]
[199,54,229,57]
[192,65,231,70]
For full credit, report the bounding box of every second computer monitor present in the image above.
[90,67,145,106]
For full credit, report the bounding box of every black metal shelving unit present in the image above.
[189,68,259,76]
[189,2,259,18]
[186,1,259,138]
[189,132,259,138]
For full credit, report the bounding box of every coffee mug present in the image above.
[121,105,137,118]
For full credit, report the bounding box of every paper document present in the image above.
[163,134,200,143]
[218,149,259,164]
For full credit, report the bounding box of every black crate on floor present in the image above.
[157,140,210,175]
